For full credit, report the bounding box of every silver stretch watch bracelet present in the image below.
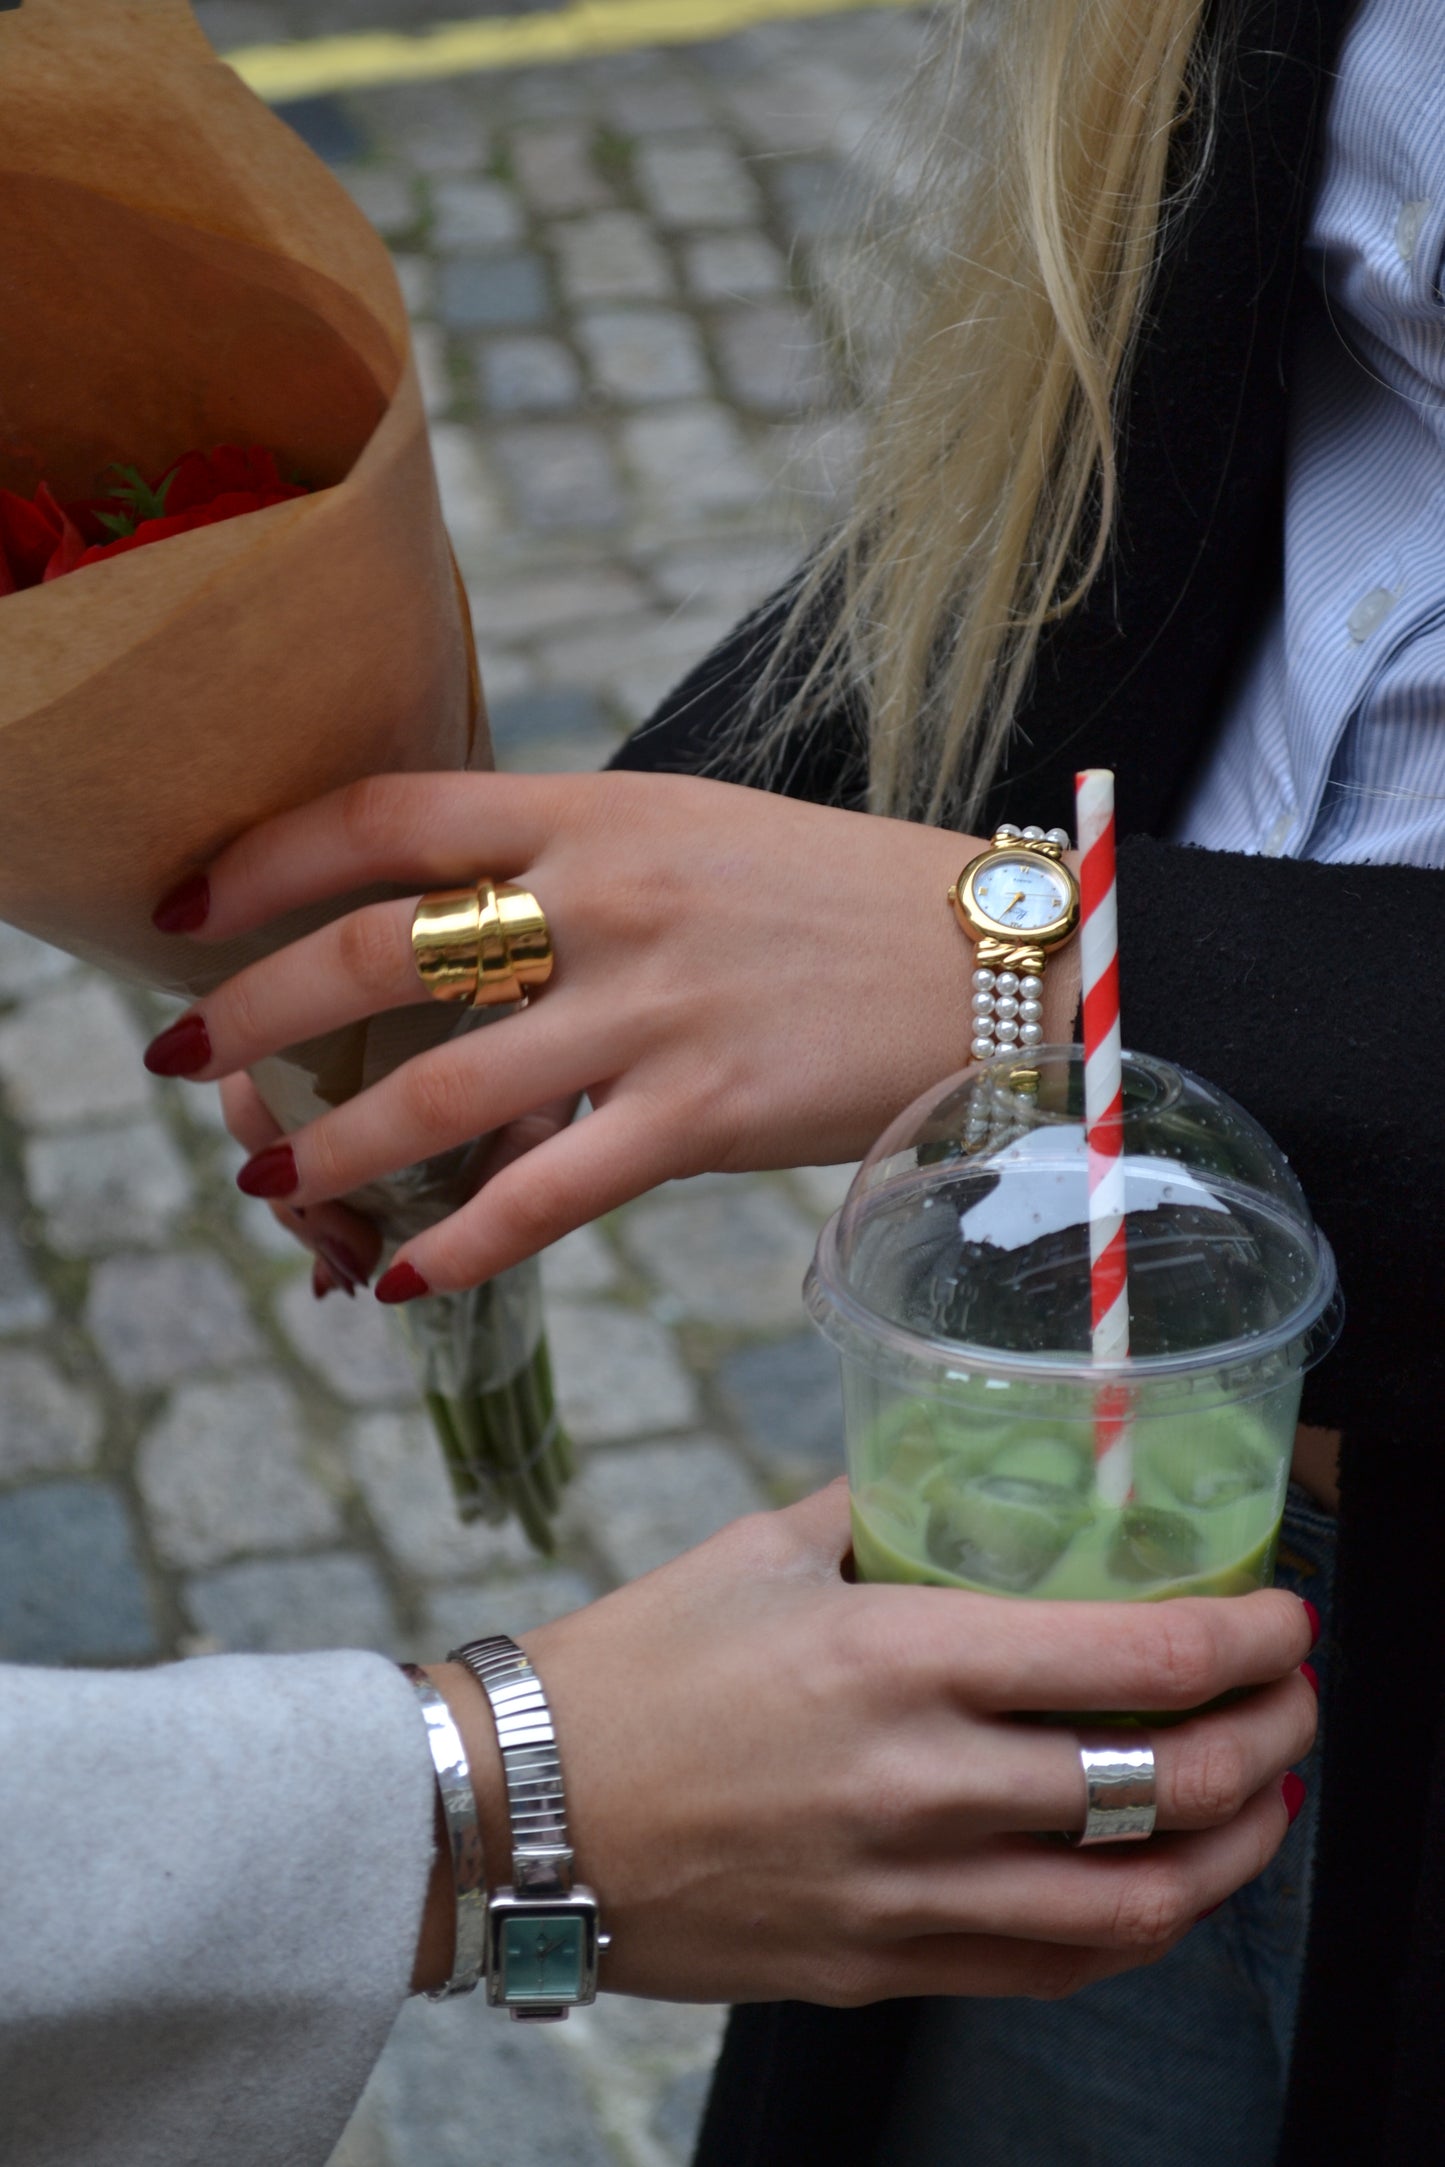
[449,1634,607,2021]
[398,1664,487,1999]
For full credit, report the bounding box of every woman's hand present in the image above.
[417,1483,1317,2005]
[146,770,1080,1296]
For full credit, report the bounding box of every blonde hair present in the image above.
[757,0,1216,824]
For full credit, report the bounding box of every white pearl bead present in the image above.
[996,822,1021,839]
[995,1018,1020,1043]
[970,1036,995,1061]
[1018,998,1043,1023]
[996,971,1020,995]
[1046,828,1071,848]
[972,967,996,991]
[994,995,1019,1021]
[1021,824,1044,841]
[971,990,995,1015]
[1019,975,1043,998]
[1019,1022,1044,1045]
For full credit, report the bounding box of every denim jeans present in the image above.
[876,1486,1337,2167]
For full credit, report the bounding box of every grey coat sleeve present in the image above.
[0,1649,437,2167]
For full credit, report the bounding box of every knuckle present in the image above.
[1170,1728,1250,1825]
[338,775,405,857]
[1144,1607,1220,1708]
[218,970,266,1055]
[400,1051,476,1146]
[336,907,405,1003]
[1105,1861,1192,1950]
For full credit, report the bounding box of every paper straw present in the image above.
[1075,770,1132,1505]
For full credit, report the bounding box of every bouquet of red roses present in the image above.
[0,0,570,1549]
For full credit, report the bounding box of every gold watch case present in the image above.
[949,830,1081,954]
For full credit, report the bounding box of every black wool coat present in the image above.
[614,1,1445,2157]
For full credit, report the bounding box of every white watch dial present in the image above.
[973,854,1069,932]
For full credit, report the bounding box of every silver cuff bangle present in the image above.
[399,1663,488,1997]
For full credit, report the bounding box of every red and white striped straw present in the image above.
[1075,769,1132,1504]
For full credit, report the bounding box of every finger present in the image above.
[893,1583,1317,1715]
[468,1093,581,1186]
[886,1774,1296,1955]
[151,900,427,1081]
[231,1004,629,1230]
[220,1077,383,1285]
[394,1098,686,1294]
[178,772,571,941]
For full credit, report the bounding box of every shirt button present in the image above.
[1263,812,1294,857]
[1347,586,1398,642]
[1396,198,1431,263]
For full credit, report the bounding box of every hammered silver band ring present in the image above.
[1065,1734,1158,1846]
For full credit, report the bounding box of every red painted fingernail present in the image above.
[1281,1772,1307,1826]
[1302,1599,1321,1649]
[376,1261,430,1305]
[143,1013,212,1077]
[1194,1901,1225,1923]
[237,1143,298,1199]
[318,1237,371,1289]
[152,872,211,934]
[1301,1662,1319,1696]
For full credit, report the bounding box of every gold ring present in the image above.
[411,879,554,1008]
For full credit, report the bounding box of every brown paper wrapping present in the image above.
[0,0,569,1545]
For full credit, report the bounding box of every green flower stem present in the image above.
[424,1334,572,1556]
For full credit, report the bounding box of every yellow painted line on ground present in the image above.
[227,0,920,101]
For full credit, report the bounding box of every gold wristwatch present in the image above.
[949,823,1080,1061]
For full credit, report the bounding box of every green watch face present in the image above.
[500,1912,587,2003]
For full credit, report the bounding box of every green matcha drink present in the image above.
[849,1400,1285,1602]
[805,1049,1341,1635]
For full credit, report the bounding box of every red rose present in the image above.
[70,483,306,570]
[0,482,85,589]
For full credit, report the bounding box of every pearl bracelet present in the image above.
[966,822,1068,1062]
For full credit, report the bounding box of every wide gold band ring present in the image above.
[411,879,554,1008]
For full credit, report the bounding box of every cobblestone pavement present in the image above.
[1,6,934,2163]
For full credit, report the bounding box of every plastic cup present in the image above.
[806,1049,1341,1621]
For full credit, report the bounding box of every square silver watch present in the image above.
[449,1633,608,2021]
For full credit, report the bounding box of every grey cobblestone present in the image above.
[138,1375,342,1569]
[421,1564,598,1651]
[276,1274,417,1406]
[713,297,835,415]
[347,1408,539,1579]
[578,307,711,405]
[683,230,788,299]
[514,124,615,216]
[438,251,551,329]
[431,177,525,251]
[539,1223,621,1299]
[186,1553,397,1655]
[468,566,646,643]
[0,1351,103,1480]
[547,1301,700,1444]
[619,402,765,516]
[0,1221,51,1335]
[636,138,764,229]
[88,1252,260,1388]
[493,421,625,531]
[0,1480,156,1663]
[0,978,153,1129]
[619,1178,819,1329]
[553,211,674,304]
[428,421,504,557]
[26,1117,194,1256]
[0,924,74,1001]
[475,332,583,413]
[572,1437,767,1582]
[716,1331,846,1493]
[335,165,417,239]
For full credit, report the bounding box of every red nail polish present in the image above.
[1302,1599,1321,1649]
[376,1260,430,1305]
[1281,1772,1307,1826]
[318,1237,371,1289]
[1301,1661,1319,1696]
[152,872,211,934]
[237,1143,298,1199]
[143,1013,211,1077]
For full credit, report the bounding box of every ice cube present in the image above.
[1108,1506,1202,1585]
[1148,1430,1272,1512]
[926,1473,1089,1593]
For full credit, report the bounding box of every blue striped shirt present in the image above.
[1177,0,1445,869]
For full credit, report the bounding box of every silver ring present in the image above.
[1065,1733,1157,1846]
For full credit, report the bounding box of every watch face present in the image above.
[972,853,1070,933]
[500,1911,587,2003]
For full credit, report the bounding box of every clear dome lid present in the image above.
[806,1047,1341,1391]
